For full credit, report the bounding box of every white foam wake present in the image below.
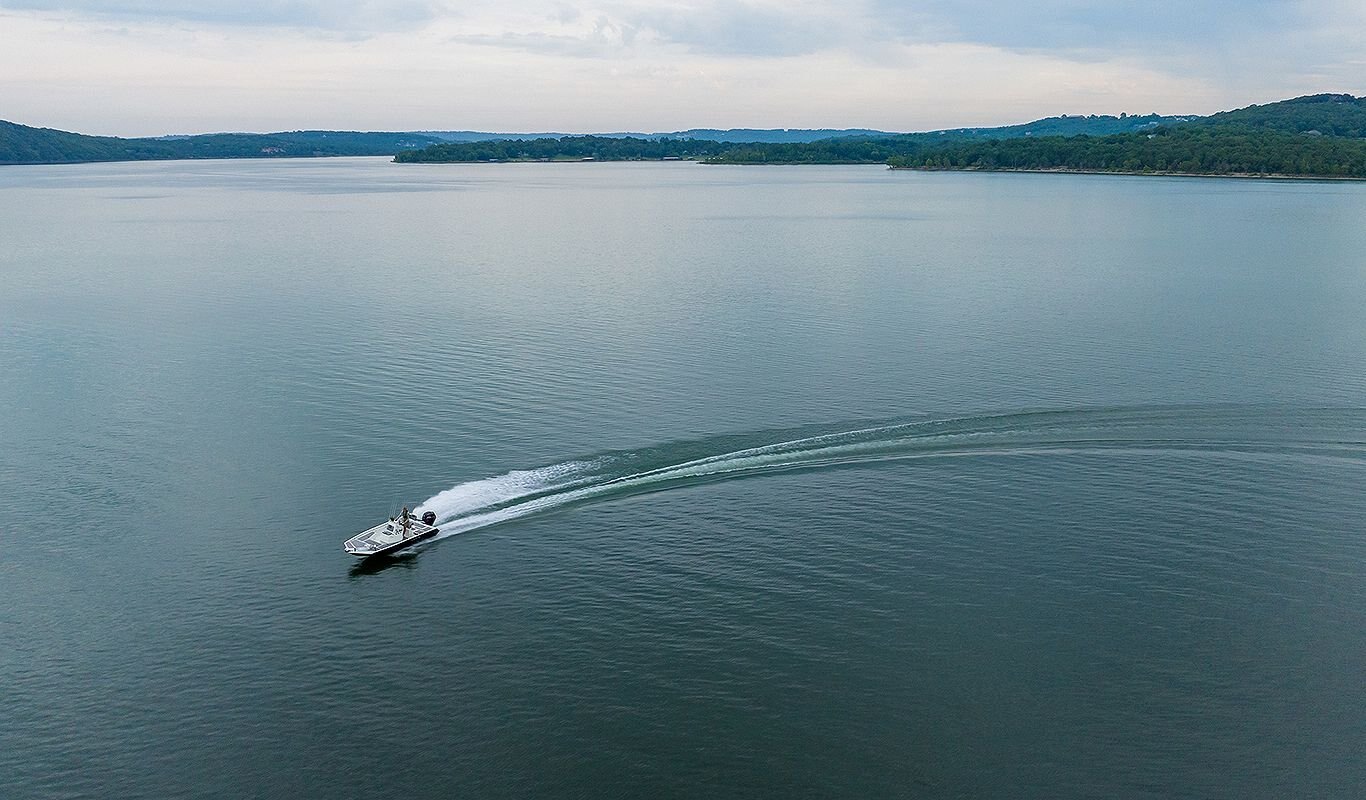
[401,407,1366,551]
[407,423,947,546]
[414,459,603,524]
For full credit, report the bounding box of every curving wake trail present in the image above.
[411,406,1366,548]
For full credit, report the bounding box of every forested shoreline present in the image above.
[393,136,734,163]
[885,128,1366,178]
[0,123,443,165]
[395,94,1366,180]
[5,94,1363,177]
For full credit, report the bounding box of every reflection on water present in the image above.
[348,551,421,578]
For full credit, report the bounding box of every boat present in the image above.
[343,507,439,557]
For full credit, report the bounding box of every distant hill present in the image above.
[925,113,1199,140]
[9,96,1365,171]
[420,131,606,143]
[664,128,895,143]
[1,120,171,164]
[1191,93,1366,137]
[419,128,897,143]
[883,95,1366,178]
[0,122,442,165]
[414,119,1194,146]
[3,120,892,163]
[0,114,1206,165]
[398,114,1207,164]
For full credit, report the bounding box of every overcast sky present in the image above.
[1,1,1363,136]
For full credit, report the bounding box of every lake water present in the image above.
[2,158,1364,799]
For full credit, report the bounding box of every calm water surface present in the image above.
[1,159,1364,798]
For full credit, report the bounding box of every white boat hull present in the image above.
[343,516,439,557]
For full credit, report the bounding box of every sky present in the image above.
[1,0,1363,136]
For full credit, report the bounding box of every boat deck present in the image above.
[343,517,438,556]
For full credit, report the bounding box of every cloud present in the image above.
[0,0,451,31]
[0,1,1360,136]
[614,1,849,57]
[444,13,648,57]
[868,0,1288,52]
[439,1,855,59]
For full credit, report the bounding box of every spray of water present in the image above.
[407,406,1366,550]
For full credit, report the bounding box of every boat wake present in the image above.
[410,405,1366,550]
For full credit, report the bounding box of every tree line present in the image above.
[885,127,1366,178]
[394,136,734,162]
[0,121,442,165]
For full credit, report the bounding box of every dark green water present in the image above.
[2,159,1364,799]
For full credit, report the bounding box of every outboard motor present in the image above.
[421,511,437,526]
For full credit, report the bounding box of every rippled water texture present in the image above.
[2,160,1365,798]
